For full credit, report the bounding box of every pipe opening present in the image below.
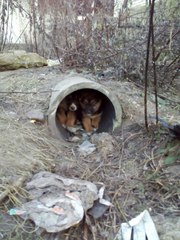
[48,76,122,140]
[55,89,115,139]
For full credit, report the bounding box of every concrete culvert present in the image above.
[48,76,122,140]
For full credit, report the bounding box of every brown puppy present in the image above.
[56,93,79,128]
[79,90,103,133]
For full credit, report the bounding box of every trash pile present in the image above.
[116,210,160,240]
[8,171,160,239]
[8,171,112,233]
[78,132,117,157]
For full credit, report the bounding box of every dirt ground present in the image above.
[0,65,180,240]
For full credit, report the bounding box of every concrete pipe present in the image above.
[48,76,122,140]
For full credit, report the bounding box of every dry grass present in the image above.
[0,67,179,239]
[0,114,66,180]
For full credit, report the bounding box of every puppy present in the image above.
[56,93,79,128]
[79,90,103,133]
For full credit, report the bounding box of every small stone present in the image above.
[78,140,96,156]
[0,50,47,71]
[26,109,45,122]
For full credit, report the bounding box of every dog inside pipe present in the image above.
[56,89,115,136]
[48,76,122,140]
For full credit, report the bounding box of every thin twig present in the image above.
[144,2,153,130]
[151,0,158,124]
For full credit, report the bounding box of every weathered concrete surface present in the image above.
[48,76,123,140]
[0,50,47,71]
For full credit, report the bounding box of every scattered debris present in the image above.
[157,117,180,139]
[98,185,113,207]
[1,66,179,239]
[115,210,160,240]
[78,140,96,156]
[150,116,180,139]
[26,109,45,123]
[47,59,62,66]
[8,171,99,233]
[88,185,113,219]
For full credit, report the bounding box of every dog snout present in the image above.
[84,106,94,115]
[69,103,77,111]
